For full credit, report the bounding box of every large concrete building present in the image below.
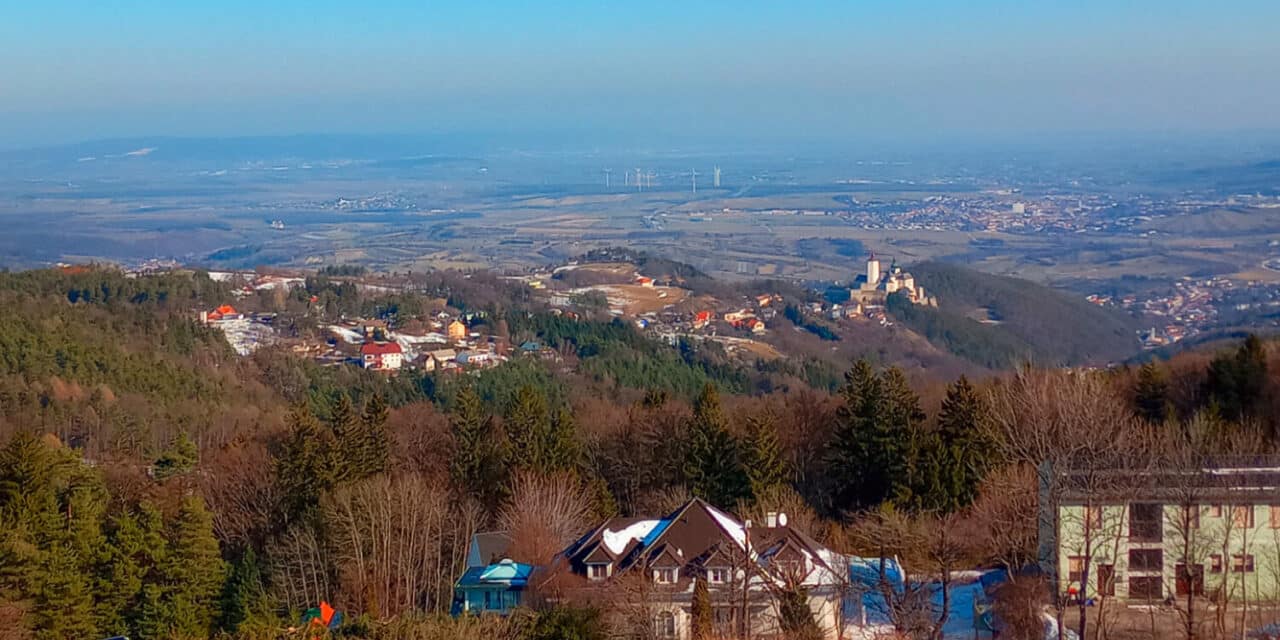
[1040,461,1280,605]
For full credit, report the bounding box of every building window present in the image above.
[1086,506,1103,530]
[1128,576,1163,600]
[1209,504,1223,518]
[1098,564,1116,597]
[1232,505,1255,528]
[657,611,676,638]
[1184,505,1200,530]
[654,568,677,584]
[1232,554,1255,573]
[1272,505,1280,529]
[1128,549,1163,572]
[1067,556,1086,584]
[708,567,730,584]
[1176,564,1204,597]
[587,563,609,581]
[1129,503,1163,542]
[1210,554,1223,573]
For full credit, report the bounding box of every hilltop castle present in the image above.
[852,253,938,307]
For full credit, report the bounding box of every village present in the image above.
[188,253,942,374]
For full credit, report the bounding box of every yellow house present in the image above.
[448,320,468,343]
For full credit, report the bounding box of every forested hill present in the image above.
[888,262,1142,368]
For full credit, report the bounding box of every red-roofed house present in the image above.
[203,304,243,323]
[360,341,404,371]
[693,310,713,329]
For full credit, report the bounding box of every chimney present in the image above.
[766,512,778,528]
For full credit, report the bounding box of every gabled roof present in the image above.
[468,531,513,568]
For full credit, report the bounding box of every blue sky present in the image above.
[2,0,1278,147]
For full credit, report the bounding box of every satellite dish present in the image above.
[777,513,788,527]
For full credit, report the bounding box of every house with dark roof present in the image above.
[550,498,870,639]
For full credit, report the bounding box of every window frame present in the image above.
[708,567,730,584]
[657,611,676,638]
[654,567,678,584]
[587,563,610,581]
[1232,505,1255,528]
[1232,554,1256,574]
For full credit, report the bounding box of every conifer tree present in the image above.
[328,393,359,482]
[543,407,581,474]
[276,407,338,522]
[825,360,889,513]
[219,547,265,634]
[32,542,97,640]
[450,386,510,507]
[1134,361,1172,425]
[741,413,788,502]
[683,384,750,508]
[139,496,225,640]
[506,385,552,471]
[690,576,713,640]
[1205,334,1268,421]
[153,431,199,480]
[926,375,992,512]
[450,385,489,490]
[356,393,390,477]
[95,504,168,636]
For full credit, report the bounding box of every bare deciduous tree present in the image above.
[324,473,483,618]
[986,368,1149,640]
[497,471,595,565]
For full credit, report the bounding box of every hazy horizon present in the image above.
[4,1,1279,149]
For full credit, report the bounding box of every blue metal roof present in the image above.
[456,561,533,588]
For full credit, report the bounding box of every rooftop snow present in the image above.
[602,520,661,556]
[705,503,747,549]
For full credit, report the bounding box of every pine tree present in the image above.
[683,384,750,508]
[741,413,788,502]
[506,385,552,471]
[690,576,713,640]
[878,367,925,507]
[1134,362,1172,424]
[95,505,168,636]
[353,393,390,478]
[140,496,225,640]
[1205,334,1269,421]
[276,407,338,522]
[32,542,97,640]
[450,386,489,490]
[925,375,992,512]
[543,407,581,474]
[153,431,198,480]
[449,386,510,508]
[219,547,265,634]
[328,393,359,482]
[825,360,888,513]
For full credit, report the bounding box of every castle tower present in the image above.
[866,253,881,286]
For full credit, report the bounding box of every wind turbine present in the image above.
[636,167,643,192]
[691,168,699,194]
[603,168,612,189]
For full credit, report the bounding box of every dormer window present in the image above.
[654,567,677,584]
[588,563,611,580]
[708,567,730,584]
